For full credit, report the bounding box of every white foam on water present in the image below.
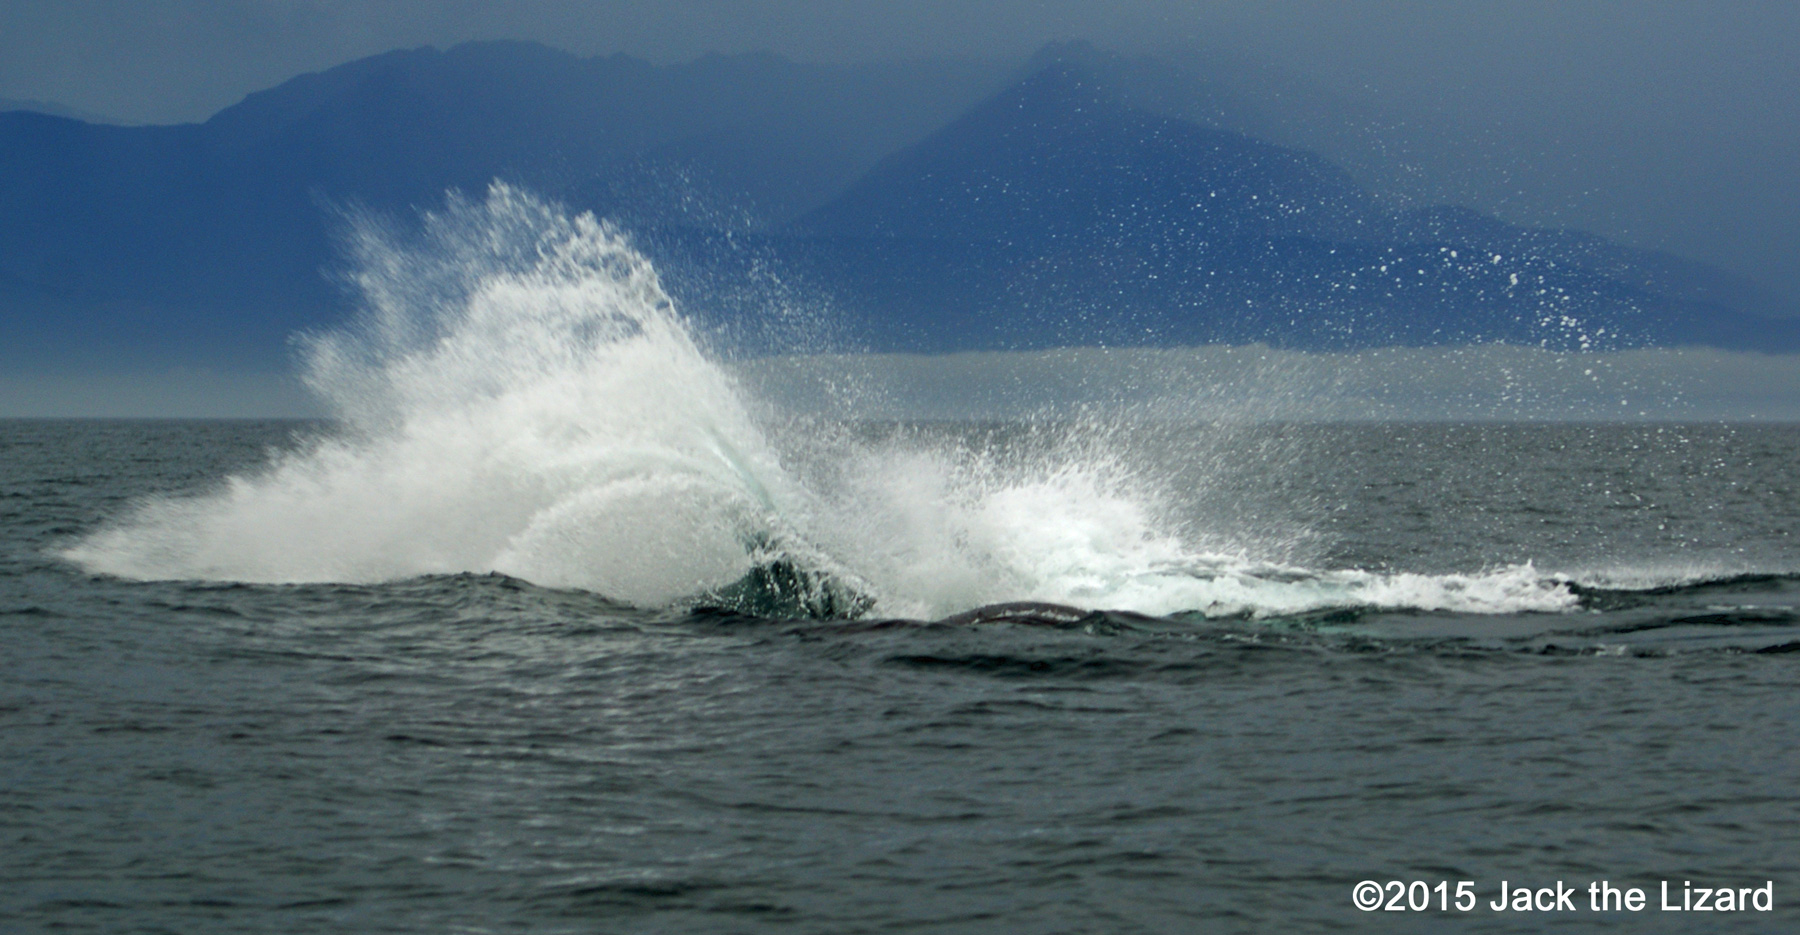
[63,185,1598,619]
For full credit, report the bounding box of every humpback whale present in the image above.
[694,549,1121,628]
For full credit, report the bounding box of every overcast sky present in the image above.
[3,0,1798,301]
[2,1,1791,127]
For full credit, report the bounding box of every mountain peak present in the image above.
[798,52,1374,244]
[1010,41,1132,111]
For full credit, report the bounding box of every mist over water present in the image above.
[62,185,1771,620]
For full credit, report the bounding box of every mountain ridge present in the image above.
[774,46,1796,352]
[1,39,1792,373]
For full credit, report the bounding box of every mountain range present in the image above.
[2,40,1794,374]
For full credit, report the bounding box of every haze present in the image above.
[4,0,1796,307]
[3,0,1797,304]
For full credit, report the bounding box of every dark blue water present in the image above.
[3,419,1798,933]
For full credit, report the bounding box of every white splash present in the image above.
[68,185,799,607]
[66,184,1585,620]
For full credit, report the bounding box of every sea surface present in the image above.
[3,417,1798,934]
[4,190,1798,932]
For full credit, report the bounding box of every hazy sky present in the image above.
[1,1,1791,127]
[3,1,1797,300]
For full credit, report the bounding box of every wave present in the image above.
[57,185,1783,621]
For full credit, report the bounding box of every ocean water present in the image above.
[4,188,1798,933]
